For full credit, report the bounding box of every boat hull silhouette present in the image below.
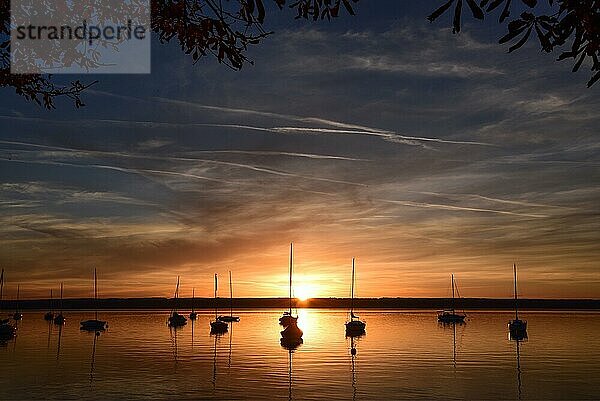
[80,319,107,331]
[210,320,228,334]
[53,314,65,325]
[345,320,366,335]
[168,312,187,327]
[281,322,303,341]
[217,315,240,322]
[437,311,466,323]
[44,312,54,321]
[508,319,528,338]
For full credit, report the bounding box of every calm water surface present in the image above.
[1,310,599,400]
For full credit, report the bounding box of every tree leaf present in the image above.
[499,0,512,23]
[453,0,463,33]
[508,25,532,52]
[466,0,484,19]
[427,0,455,22]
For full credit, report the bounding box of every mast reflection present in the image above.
[89,331,100,385]
[280,333,302,401]
[509,330,528,399]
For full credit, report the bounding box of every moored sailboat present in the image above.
[80,268,108,331]
[168,276,187,327]
[508,263,527,339]
[345,258,366,336]
[218,271,240,322]
[437,274,466,323]
[279,243,298,327]
[210,274,228,333]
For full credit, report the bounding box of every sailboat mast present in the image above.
[513,264,519,320]
[214,274,218,319]
[16,284,20,313]
[451,274,455,312]
[60,282,64,314]
[94,268,98,321]
[192,288,195,313]
[229,271,233,317]
[289,243,293,315]
[50,289,53,313]
[350,258,355,320]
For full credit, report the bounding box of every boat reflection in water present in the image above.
[211,329,227,390]
[88,331,101,384]
[348,335,363,401]
[280,333,302,401]
[510,330,528,399]
[55,323,63,361]
[169,325,182,367]
[439,318,465,369]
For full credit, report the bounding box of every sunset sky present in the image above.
[0,2,598,300]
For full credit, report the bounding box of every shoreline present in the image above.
[2,297,599,310]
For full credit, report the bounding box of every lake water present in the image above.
[0,310,599,400]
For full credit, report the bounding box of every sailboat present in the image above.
[210,274,228,333]
[437,274,466,323]
[280,243,303,343]
[53,282,65,325]
[13,284,23,321]
[44,289,54,321]
[189,288,197,321]
[279,243,298,327]
[345,258,366,336]
[80,268,108,331]
[0,269,16,338]
[508,263,527,338]
[218,271,240,322]
[168,276,187,327]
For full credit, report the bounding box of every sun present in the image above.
[294,284,318,301]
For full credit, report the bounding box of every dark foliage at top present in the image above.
[0,0,597,109]
[428,0,600,87]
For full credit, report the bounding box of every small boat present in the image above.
[168,276,187,327]
[437,274,466,323]
[80,268,108,331]
[210,274,228,333]
[44,289,54,321]
[53,282,65,325]
[218,271,240,322]
[279,243,298,327]
[189,288,197,321]
[13,284,23,321]
[345,258,366,336]
[508,263,527,339]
